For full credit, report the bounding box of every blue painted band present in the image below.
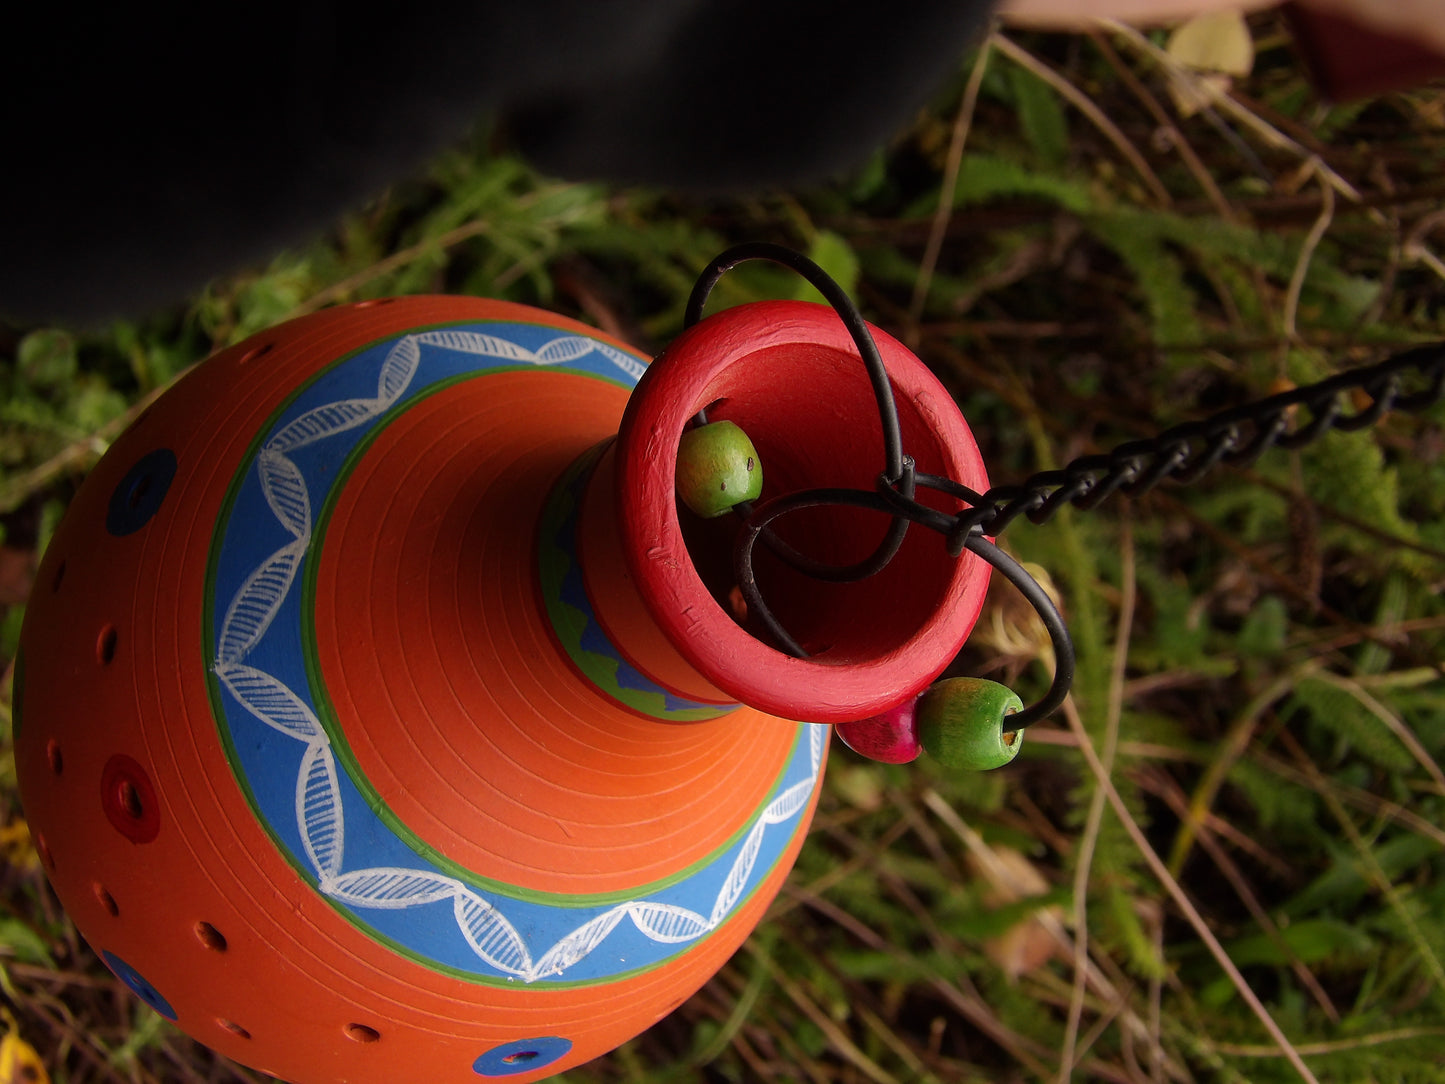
[206,321,826,986]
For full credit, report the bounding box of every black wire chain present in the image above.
[931,342,1445,554]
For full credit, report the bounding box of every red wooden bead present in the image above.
[834,699,923,764]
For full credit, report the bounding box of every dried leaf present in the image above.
[0,1022,49,1084]
[1166,10,1254,117]
[969,843,1051,902]
[965,844,1065,982]
[1167,10,1254,75]
[985,916,1060,982]
[0,821,38,875]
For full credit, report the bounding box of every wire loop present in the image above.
[682,243,1445,732]
[685,243,1072,728]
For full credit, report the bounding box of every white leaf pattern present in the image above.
[329,867,459,909]
[531,907,629,979]
[258,451,310,538]
[415,330,536,362]
[628,902,709,943]
[298,743,344,877]
[587,340,648,382]
[711,821,767,927]
[534,336,595,364]
[455,892,532,976]
[377,336,421,405]
[217,663,323,741]
[762,778,815,824]
[269,399,380,454]
[217,328,820,982]
[216,539,305,664]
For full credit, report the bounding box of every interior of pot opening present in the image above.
[676,341,977,665]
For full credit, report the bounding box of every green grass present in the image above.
[4,11,1445,1082]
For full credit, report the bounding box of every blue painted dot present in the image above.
[101,950,177,1021]
[106,449,177,536]
[473,1036,573,1077]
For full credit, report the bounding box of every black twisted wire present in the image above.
[931,342,1445,553]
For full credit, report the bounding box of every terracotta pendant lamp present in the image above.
[13,255,998,1081]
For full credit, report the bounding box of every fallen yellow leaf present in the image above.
[1165,10,1255,117]
[1168,9,1255,75]
[0,819,39,874]
[0,1022,50,1084]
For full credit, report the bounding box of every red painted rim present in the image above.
[614,301,992,723]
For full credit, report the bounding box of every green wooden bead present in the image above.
[916,678,1025,770]
[675,420,763,518]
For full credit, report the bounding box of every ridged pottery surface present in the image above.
[14,298,829,1082]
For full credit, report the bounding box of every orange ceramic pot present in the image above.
[14,296,990,1082]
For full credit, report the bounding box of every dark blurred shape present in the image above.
[1,2,994,324]
[1288,3,1445,100]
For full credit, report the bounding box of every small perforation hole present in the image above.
[100,756,159,843]
[195,922,228,952]
[345,1023,381,1043]
[117,779,144,821]
[217,1019,251,1040]
[93,883,119,917]
[237,343,273,366]
[45,740,63,776]
[126,473,152,509]
[96,625,117,665]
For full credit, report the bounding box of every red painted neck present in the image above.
[583,300,992,724]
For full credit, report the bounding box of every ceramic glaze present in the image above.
[14,296,990,1082]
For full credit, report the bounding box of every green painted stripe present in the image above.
[535,447,734,722]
